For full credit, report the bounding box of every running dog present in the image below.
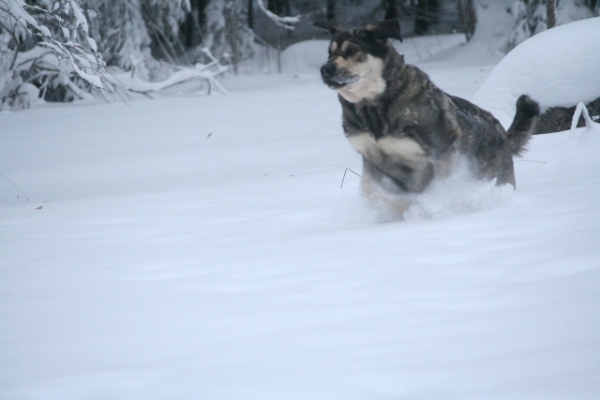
[314,19,539,199]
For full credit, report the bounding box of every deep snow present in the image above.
[1,11,600,400]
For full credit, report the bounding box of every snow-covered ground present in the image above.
[2,10,600,400]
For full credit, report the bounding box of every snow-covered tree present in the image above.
[1,0,227,107]
[255,0,298,30]
[82,0,151,72]
[1,0,321,107]
[140,0,190,62]
[507,0,599,49]
[1,0,113,106]
[202,0,254,73]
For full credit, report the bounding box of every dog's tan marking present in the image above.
[378,136,427,159]
[330,42,338,53]
[347,133,426,162]
[337,55,386,103]
[347,133,378,159]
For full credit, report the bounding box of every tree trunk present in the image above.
[458,0,477,41]
[268,0,289,16]
[547,0,557,29]
[414,0,439,35]
[248,0,254,29]
[327,0,335,21]
[384,0,398,20]
[181,0,209,48]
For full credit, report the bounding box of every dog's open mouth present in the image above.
[323,74,359,90]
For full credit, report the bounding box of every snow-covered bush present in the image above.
[0,0,114,106]
[1,0,228,107]
[507,0,599,49]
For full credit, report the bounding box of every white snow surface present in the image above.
[473,16,600,127]
[2,12,600,400]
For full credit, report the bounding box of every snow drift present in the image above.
[473,17,600,127]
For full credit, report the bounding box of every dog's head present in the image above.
[314,19,402,102]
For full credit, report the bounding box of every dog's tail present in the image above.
[506,95,540,156]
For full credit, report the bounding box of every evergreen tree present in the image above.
[202,0,254,73]
[507,0,599,49]
[0,0,223,106]
[1,0,112,104]
[414,0,439,34]
[383,0,398,20]
[140,0,190,62]
[83,0,151,72]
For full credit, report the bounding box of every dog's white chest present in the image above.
[337,55,386,103]
[347,133,426,162]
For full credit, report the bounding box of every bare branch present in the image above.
[254,0,300,31]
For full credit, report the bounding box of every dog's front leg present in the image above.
[360,158,412,215]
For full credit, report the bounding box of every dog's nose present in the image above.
[320,63,336,78]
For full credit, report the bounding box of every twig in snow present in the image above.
[0,173,30,202]
[340,167,361,189]
[515,160,547,164]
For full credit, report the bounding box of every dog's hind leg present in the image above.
[433,149,460,180]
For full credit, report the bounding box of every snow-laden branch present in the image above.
[38,40,104,89]
[2,0,229,106]
[254,0,300,31]
[571,102,594,131]
[1,0,107,91]
[1,0,39,35]
[108,48,229,96]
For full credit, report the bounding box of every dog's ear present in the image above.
[313,20,342,36]
[359,19,402,42]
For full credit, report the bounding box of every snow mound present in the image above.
[473,17,600,127]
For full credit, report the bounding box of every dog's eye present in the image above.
[345,46,359,57]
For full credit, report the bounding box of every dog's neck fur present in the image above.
[337,47,406,104]
[337,55,386,103]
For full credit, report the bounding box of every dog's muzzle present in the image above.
[320,62,357,89]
